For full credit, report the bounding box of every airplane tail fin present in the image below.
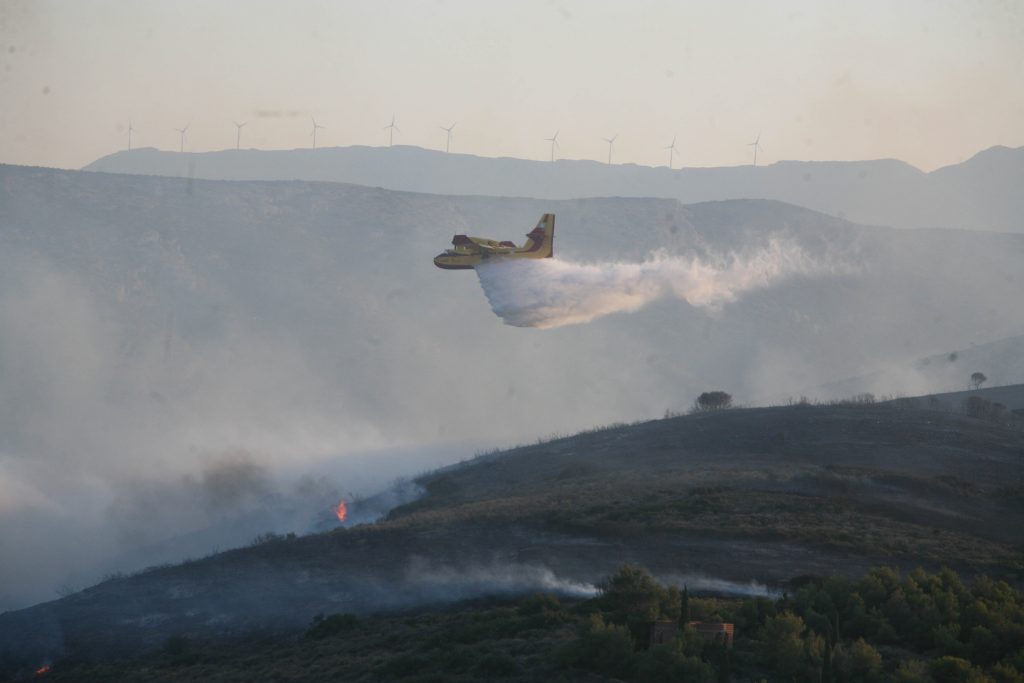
[522,213,555,257]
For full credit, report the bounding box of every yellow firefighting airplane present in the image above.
[433,213,555,270]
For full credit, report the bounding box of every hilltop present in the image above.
[816,334,1024,400]
[1,401,1022,668]
[83,144,1024,232]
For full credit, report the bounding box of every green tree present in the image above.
[561,613,637,679]
[636,643,714,683]
[930,656,994,683]
[760,611,813,680]
[893,659,932,683]
[990,663,1024,683]
[844,637,883,683]
[599,565,680,648]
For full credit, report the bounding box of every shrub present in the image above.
[637,643,714,683]
[249,531,283,546]
[517,592,561,616]
[474,653,520,677]
[694,391,733,412]
[557,613,636,679]
[306,612,359,639]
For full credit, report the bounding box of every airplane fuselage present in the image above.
[433,214,555,270]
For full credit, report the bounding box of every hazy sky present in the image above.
[1,0,1022,171]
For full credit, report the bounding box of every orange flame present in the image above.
[335,500,347,523]
[35,664,51,676]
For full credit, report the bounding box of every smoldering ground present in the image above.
[474,239,852,328]
[0,450,428,613]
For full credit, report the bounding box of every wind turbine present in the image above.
[174,124,189,153]
[748,133,764,167]
[127,121,134,151]
[311,117,325,150]
[233,120,247,150]
[544,131,559,162]
[602,134,617,165]
[384,114,399,146]
[664,136,678,169]
[440,122,456,153]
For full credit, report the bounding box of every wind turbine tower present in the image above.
[748,133,764,167]
[602,134,617,165]
[385,114,400,146]
[664,137,678,169]
[544,131,559,162]
[233,120,247,150]
[311,117,325,150]
[127,121,134,151]
[441,122,456,153]
[174,124,189,153]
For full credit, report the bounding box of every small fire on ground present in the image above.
[335,500,347,523]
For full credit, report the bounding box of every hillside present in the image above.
[2,163,1024,612]
[83,144,1024,232]
[1,403,1022,668]
[816,334,1024,400]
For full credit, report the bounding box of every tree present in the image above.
[893,660,932,683]
[599,565,679,625]
[821,641,834,683]
[844,637,883,683]
[680,585,691,627]
[759,612,809,679]
[930,656,993,683]
[563,614,637,679]
[694,391,733,412]
[970,372,988,390]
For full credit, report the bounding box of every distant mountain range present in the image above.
[83,144,1024,233]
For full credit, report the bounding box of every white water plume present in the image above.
[475,239,846,328]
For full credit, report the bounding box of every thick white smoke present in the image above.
[475,239,844,328]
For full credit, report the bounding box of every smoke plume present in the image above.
[475,240,845,328]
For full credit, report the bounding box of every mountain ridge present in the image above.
[82,143,1024,233]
